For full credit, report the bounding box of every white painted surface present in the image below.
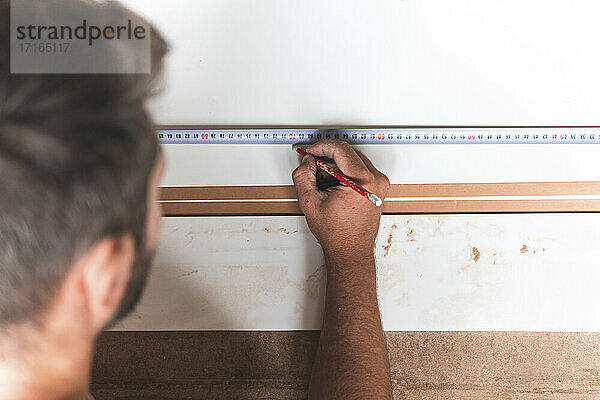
[120,0,600,186]
[122,0,600,126]
[116,215,600,331]
[109,1,600,332]
[162,144,600,186]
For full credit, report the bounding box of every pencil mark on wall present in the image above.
[434,217,442,233]
[224,265,262,271]
[176,269,199,279]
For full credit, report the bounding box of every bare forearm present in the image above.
[309,253,392,400]
[291,140,391,399]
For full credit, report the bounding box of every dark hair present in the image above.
[0,0,168,327]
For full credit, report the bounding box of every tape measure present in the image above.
[157,127,600,145]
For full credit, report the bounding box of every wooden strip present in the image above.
[388,181,600,197]
[91,331,600,400]
[160,182,600,200]
[159,182,600,216]
[159,185,297,201]
[383,199,600,213]
[160,199,600,216]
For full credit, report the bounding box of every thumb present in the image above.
[292,155,320,212]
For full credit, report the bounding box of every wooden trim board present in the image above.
[159,182,600,216]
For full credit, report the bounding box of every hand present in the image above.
[292,140,390,260]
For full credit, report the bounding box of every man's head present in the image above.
[0,0,168,339]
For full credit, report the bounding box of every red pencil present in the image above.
[294,146,383,207]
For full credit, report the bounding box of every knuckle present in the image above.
[380,173,391,188]
[325,139,349,150]
[314,139,332,148]
[376,173,391,197]
[364,173,376,186]
[291,166,303,182]
[337,142,353,153]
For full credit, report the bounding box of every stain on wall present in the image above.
[471,247,480,262]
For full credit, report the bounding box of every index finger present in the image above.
[306,140,371,181]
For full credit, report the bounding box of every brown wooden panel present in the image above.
[388,181,600,197]
[160,199,600,217]
[384,199,600,214]
[159,186,298,201]
[91,331,600,400]
[160,182,600,201]
[159,182,600,216]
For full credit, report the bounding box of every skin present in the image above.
[0,154,164,400]
[292,140,392,400]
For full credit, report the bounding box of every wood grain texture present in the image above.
[159,183,600,216]
[91,331,600,400]
[160,199,600,216]
[160,182,600,200]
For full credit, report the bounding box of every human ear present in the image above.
[76,235,135,333]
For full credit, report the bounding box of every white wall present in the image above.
[123,0,600,126]
[117,214,600,331]
[113,1,600,331]
[123,0,600,186]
